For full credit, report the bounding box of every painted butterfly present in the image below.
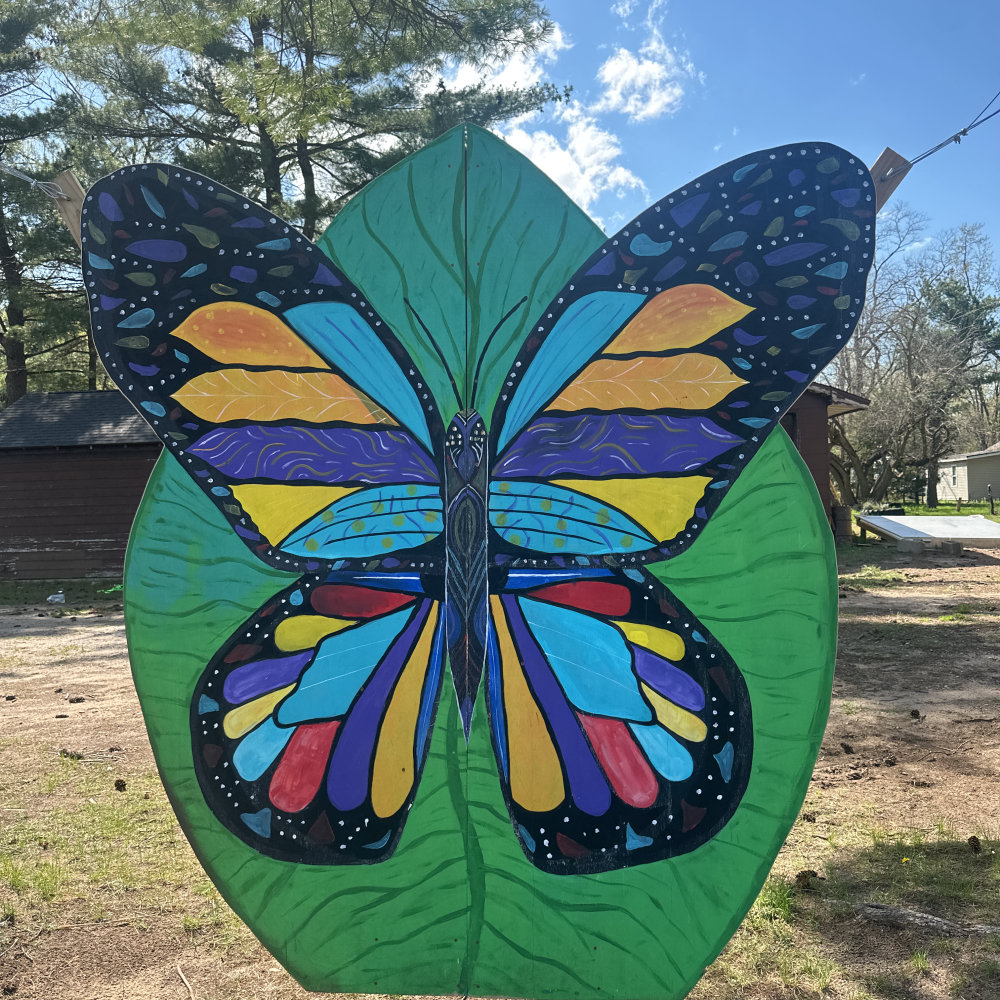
[84,138,872,877]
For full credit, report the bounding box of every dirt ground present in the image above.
[1,544,998,1000]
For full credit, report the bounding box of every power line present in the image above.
[908,89,1000,168]
[0,160,70,200]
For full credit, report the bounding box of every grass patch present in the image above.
[938,601,997,621]
[753,877,795,923]
[839,563,908,590]
[690,877,848,997]
[822,824,999,925]
[899,500,1000,523]
[0,755,249,954]
[952,955,1000,995]
[0,578,123,608]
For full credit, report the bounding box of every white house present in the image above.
[937,442,1000,501]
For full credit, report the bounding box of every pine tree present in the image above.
[57,0,564,237]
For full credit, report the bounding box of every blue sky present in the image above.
[461,1,1000,247]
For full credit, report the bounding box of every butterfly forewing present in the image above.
[488,143,873,568]
[83,165,446,576]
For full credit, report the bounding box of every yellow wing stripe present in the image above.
[223,684,295,739]
[546,354,746,412]
[172,302,329,367]
[605,285,754,354]
[274,615,355,652]
[371,606,439,818]
[173,368,394,426]
[551,476,711,544]
[641,684,708,743]
[613,621,686,661]
[491,596,565,813]
[232,484,361,546]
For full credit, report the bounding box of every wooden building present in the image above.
[0,391,161,580]
[781,382,869,523]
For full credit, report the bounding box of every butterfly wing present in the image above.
[192,574,446,862]
[487,568,749,873]
[482,143,872,872]
[83,165,446,574]
[83,167,451,861]
[488,142,872,565]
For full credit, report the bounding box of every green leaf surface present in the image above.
[124,125,836,999]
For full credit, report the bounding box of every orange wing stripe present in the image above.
[173,368,394,424]
[606,285,753,354]
[172,302,330,367]
[546,354,746,411]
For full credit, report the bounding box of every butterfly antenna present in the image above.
[404,297,463,411]
[470,295,528,409]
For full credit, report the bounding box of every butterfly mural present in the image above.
[84,139,872,879]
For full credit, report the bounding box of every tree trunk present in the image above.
[297,134,318,240]
[0,187,28,405]
[88,328,98,390]
[249,18,283,209]
[925,460,939,506]
[3,334,27,405]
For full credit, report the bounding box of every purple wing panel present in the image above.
[189,425,439,483]
[493,413,742,479]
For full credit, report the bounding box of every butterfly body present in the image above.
[85,137,872,883]
[443,409,490,736]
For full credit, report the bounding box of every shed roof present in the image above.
[805,382,870,417]
[941,441,1000,463]
[0,391,159,450]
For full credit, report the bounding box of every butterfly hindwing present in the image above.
[192,575,447,862]
[487,568,750,874]
[488,142,873,565]
[83,165,446,574]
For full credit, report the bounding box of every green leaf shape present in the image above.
[124,124,836,999]
[319,127,599,422]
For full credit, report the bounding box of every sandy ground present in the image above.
[1,546,998,999]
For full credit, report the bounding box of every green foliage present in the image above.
[0,0,93,405]
[53,0,565,233]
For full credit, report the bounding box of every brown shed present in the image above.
[781,381,869,523]
[0,391,161,580]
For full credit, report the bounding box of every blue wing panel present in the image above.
[233,718,295,781]
[285,301,433,448]
[276,608,412,723]
[629,722,694,781]
[517,597,652,722]
[490,480,655,554]
[280,484,444,559]
[497,291,644,451]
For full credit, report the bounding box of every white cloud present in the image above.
[439,22,571,93]
[502,102,647,220]
[590,7,699,122]
[611,0,638,21]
